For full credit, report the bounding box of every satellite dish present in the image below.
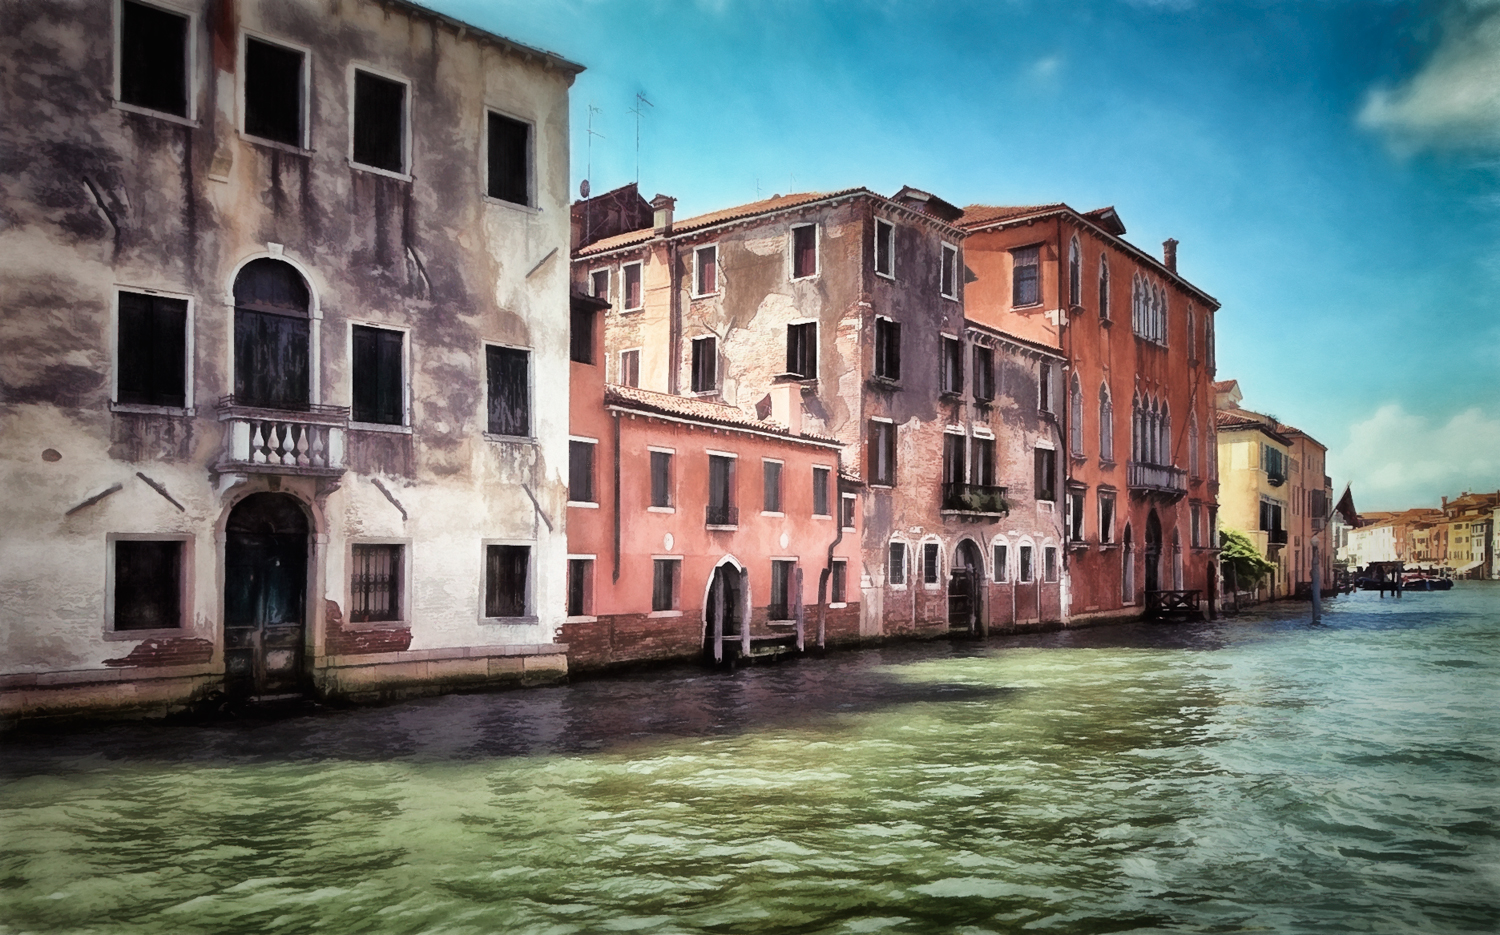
[580,179,590,199]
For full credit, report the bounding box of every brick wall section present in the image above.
[103,637,213,668]
[324,599,414,657]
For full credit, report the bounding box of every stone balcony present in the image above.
[1128,461,1188,500]
[216,396,348,476]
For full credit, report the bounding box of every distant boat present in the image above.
[1401,574,1453,591]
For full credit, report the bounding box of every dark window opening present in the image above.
[350,544,401,623]
[567,558,591,617]
[244,38,303,146]
[1013,245,1040,307]
[874,317,901,381]
[696,246,718,294]
[1099,261,1111,320]
[353,70,405,173]
[868,421,896,486]
[943,433,966,487]
[792,225,817,278]
[787,322,817,380]
[1035,448,1057,502]
[708,455,735,525]
[591,269,609,300]
[1069,491,1085,541]
[972,345,994,401]
[233,259,311,410]
[923,543,940,585]
[484,544,529,617]
[941,244,958,297]
[941,337,963,394]
[487,111,530,205]
[770,560,793,620]
[763,460,782,513]
[1100,493,1116,544]
[570,305,595,364]
[972,436,995,487]
[1039,362,1053,413]
[1019,545,1034,582]
[652,559,678,611]
[840,493,857,530]
[486,346,530,436]
[1068,240,1081,307]
[889,542,906,585]
[691,336,717,392]
[113,539,182,630]
[832,562,847,603]
[119,0,188,117]
[813,466,831,516]
[875,219,894,276]
[650,451,672,507]
[1044,546,1059,582]
[623,263,642,309]
[620,349,640,387]
[117,291,186,408]
[569,440,595,503]
[351,325,403,425]
[994,544,1009,582]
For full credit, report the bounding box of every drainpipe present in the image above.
[816,476,848,652]
[612,410,621,582]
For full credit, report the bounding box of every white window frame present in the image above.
[1098,489,1116,545]
[481,105,538,211]
[790,223,819,281]
[482,340,534,442]
[812,464,834,519]
[1067,489,1086,543]
[693,243,720,297]
[690,334,718,394]
[1017,538,1036,584]
[940,242,960,300]
[874,218,896,279]
[109,285,197,416]
[347,63,413,181]
[617,347,641,387]
[920,536,943,590]
[829,557,849,608]
[112,0,200,126]
[649,555,684,616]
[346,320,412,432]
[887,537,909,590]
[480,538,536,622]
[647,445,676,514]
[841,492,858,531]
[346,537,413,628]
[588,267,611,305]
[103,532,194,638]
[761,457,785,517]
[237,29,312,152]
[567,435,600,508]
[786,318,819,381]
[621,261,645,312]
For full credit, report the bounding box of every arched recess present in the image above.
[1099,382,1114,462]
[1145,510,1163,593]
[702,555,751,663]
[1069,372,1084,457]
[1122,523,1136,603]
[949,538,985,632]
[231,258,316,409]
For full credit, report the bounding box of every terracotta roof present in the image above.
[964,319,1066,358]
[577,189,869,256]
[603,384,843,446]
[956,204,1066,229]
[1212,380,1237,393]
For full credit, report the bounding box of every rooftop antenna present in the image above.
[584,104,605,241]
[628,91,653,186]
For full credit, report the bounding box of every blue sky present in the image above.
[434,0,1500,511]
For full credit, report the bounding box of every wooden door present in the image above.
[224,493,308,699]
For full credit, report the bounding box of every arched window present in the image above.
[233,258,311,410]
[1131,393,1142,462]
[1205,313,1216,371]
[1068,236,1081,308]
[1161,403,1172,467]
[1132,275,1142,335]
[1189,412,1200,478]
[1147,398,1159,464]
[1069,373,1084,457]
[1187,307,1196,362]
[1098,382,1113,462]
[1098,259,1110,320]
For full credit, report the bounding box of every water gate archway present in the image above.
[704,560,747,664]
[224,492,310,698]
[949,539,984,632]
[1145,510,1162,594]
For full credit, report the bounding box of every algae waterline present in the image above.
[3,584,1498,934]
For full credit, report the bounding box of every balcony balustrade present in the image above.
[1127,461,1187,499]
[705,504,739,528]
[217,396,347,476]
[940,483,1010,516]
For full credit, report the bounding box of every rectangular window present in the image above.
[763,460,783,513]
[619,349,640,387]
[569,440,595,503]
[874,219,894,277]
[943,433,966,487]
[570,303,595,364]
[119,0,189,117]
[116,291,187,408]
[940,243,959,298]
[1035,447,1057,502]
[813,466,831,516]
[244,37,304,146]
[874,317,901,381]
[941,337,963,395]
[484,544,529,617]
[113,539,182,630]
[1191,503,1202,547]
[770,560,794,620]
[590,269,610,301]
[567,558,592,617]
[691,336,717,392]
[351,325,404,425]
[972,346,994,401]
[832,561,847,604]
[652,559,679,611]
[1019,545,1034,583]
[841,493,857,530]
[1044,546,1059,583]
[486,111,530,205]
[1013,245,1040,307]
[1099,491,1116,544]
[792,225,817,279]
[786,322,818,380]
[352,69,406,173]
[993,544,1009,583]
[486,345,529,437]
[1039,362,1053,413]
[972,436,996,487]
[868,420,896,486]
[695,245,718,295]
[1068,490,1085,541]
[350,543,402,623]
[889,542,906,586]
[923,542,940,585]
[650,450,672,508]
[708,454,736,526]
[623,262,643,310]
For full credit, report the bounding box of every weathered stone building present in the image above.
[571,186,1066,640]
[1,0,581,723]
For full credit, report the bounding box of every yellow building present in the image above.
[1214,382,1294,598]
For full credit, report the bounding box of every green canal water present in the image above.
[3,584,1498,934]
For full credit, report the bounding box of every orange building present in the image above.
[563,294,861,670]
[958,205,1221,621]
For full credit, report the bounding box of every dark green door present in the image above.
[224,493,308,698]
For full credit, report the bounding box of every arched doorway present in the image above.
[704,561,746,664]
[224,493,309,698]
[1145,510,1162,594]
[1171,528,1184,590]
[234,258,311,410]
[949,539,984,633]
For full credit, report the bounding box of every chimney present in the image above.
[1163,238,1178,273]
[768,375,802,436]
[650,194,676,236]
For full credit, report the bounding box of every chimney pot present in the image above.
[650,194,676,235]
[768,376,802,436]
[1163,238,1179,273]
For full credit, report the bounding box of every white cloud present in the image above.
[1330,403,1500,510]
[1359,2,1500,151]
[1028,55,1063,80]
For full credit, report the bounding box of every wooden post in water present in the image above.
[976,568,988,638]
[794,567,805,653]
[740,568,752,659]
[1311,540,1322,623]
[712,573,725,664]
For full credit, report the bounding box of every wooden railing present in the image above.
[1146,589,1201,618]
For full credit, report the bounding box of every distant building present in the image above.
[1441,492,1500,579]
[1215,405,1295,596]
[1,0,582,724]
